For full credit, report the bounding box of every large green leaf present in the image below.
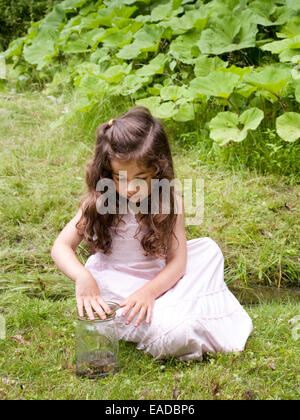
[279,49,300,64]
[189,71,240,100]
[43,4,66,30]
[135,96,176,119]
[276,17,300,39]
[150,2,183,22]
[117,25,164,60]
[248,0,291,27]
[161,7,210,36]
[276,112,300,142]
[60,0,89,11]
[261,35,300,55]
[135,53,168,77]
[135,96,162,115]
[160,85,187,101]
[101,28,133,49]
[63,29,105,53]
[22,5,66,69]
[168,28,202,63]
[286,0,300,12]
[197,10,258,55]
[23,28,59,70]
[76,74,108,96]
[3,37,26,58]
[193,56,228,77]
[243,66,291,96]
[208,108,264,145]
[172,103,195,122]
[119,74,150,95]
[97,63,132,84]
[152,101,177,119]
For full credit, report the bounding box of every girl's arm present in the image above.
[51,205,112,320]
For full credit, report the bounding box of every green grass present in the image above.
[0,291,299,400]
[0,89,299,290]
[0,89,299,399]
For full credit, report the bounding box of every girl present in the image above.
[51,106,253,361]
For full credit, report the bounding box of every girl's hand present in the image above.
[75,271,112,321]
[119,288,155,328]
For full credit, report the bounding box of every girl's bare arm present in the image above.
[50,206,111,320]
[50,207,88,282]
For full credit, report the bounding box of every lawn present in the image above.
[0,90,299,400]
[0,292,299,400]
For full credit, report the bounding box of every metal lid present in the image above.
[77,301,120,322]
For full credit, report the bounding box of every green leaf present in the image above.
[261,35,300,54]
[208,108,264,145]
[135,96,161,115]
[150,3,183,22]
[23,28,59,70]
[160,85,187,101]
[117,25,164,60]
[168,28,202,63]
[235,83,256,98]
[4,37,26,58]
[120,74,149,95]
[101,28,133,49]
[279,49,300,64]
[97,63,132,84]
[243,66,291,96]
[60,0,90,12]
[77,75,108,96]
[152,101,177,119]
[43,4,66,30]
[165,8,210,35]
[189,71,240,100]
[173,103,195,122]
[276,112,300,142]
[135,54,167,77]
[194,56,228,77]
[248,0,291,27]
[286,0,300,12]
[197,10,258,55]
[276,17,300,39]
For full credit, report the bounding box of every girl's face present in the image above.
[110,159,153,203]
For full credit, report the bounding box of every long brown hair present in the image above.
[76,106,179,259]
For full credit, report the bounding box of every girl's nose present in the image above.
[127,180,142,198]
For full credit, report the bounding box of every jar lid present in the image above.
[77,301,120,322]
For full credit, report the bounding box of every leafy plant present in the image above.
[2,0,299,148]
[276,112,300,142]
[208,108,264,145]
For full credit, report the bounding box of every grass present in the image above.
[0,89,299,290]
[0,291,299,400]
[0,89,299,399]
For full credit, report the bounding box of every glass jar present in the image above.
[75,301,120,379]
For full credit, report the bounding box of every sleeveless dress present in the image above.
[84,208,253,361]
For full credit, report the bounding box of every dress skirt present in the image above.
[84,211,253,361]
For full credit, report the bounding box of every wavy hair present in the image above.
[76,106,180,260]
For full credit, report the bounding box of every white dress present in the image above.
[84,208,253,361]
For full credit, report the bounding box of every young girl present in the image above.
[51,106,253,361]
